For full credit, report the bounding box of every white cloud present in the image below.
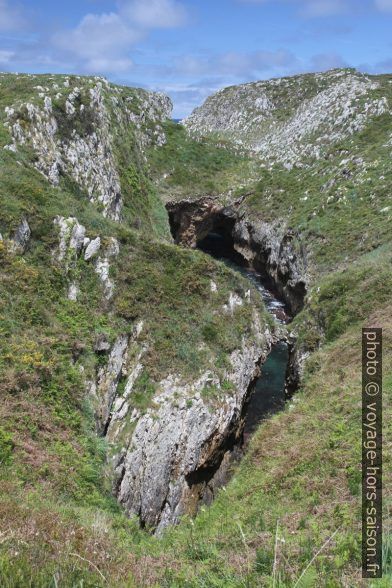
[0,0,25,31]
[309,52,348,70]
[50,0,189,75]
[52,12,140,73]
[171,49,298,78]
[52,12,141,73]
[375,0,392,12]
[119,0,188,28]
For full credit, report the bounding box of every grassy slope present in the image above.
[0,72,169,240]
[1,305,389,587]
[147,120,256,201]
[0,75,272,586]
[239,109,392,276]
[0,71,391,587]
[160,306,391,587]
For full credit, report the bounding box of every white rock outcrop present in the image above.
[9,218,31,253]
[53,217,119,301]
[84,236,101,261]
[95,237,120,300]
[109,311,274,533]
[3,77,172,221]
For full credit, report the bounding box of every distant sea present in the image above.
[172,118,182,123]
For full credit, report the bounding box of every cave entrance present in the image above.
[197,222,291,324]
[164,201,299,518]
[197,229,246,267]
[194,218,292,443]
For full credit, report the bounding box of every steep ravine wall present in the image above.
[48,207,282,533]
[166,196,308,315]
[2,75,289,535]
[166,195,309,408]
[95,313,278,533]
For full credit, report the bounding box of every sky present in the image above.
[1,0,392,118]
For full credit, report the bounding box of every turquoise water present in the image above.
[197,231,289,440]
[243,341,288,440]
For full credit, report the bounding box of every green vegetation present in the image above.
[292,246,392,350]
[113,235,267,380]
[147,120,255,201]
[158,316,391,587]
[0,428,14,465]
[0,70,391,587]
[240,105,392,274]
[1,308,390,587]
[0,72,170,241]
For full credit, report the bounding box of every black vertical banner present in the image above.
[362,328,382,578]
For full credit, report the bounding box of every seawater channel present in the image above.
[197,231,290,444]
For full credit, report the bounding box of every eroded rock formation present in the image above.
[111,311,275,533]
[182,69,389,168]
[3,76,172,221]
[167,197,308,315]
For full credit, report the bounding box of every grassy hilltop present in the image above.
[0,69,391,587]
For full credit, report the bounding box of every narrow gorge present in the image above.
[167,196,308,315]
[2,67,390,586]
[148,196,310,519]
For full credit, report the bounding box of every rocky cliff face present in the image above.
[182,69,389,168]
[1,67,280,533]
[0,71,334,538]
[87,289,277,533]
[167,196,308,315]
[2,73,172,221]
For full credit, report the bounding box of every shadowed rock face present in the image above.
[98,312,276,534]
[167,197,308,315]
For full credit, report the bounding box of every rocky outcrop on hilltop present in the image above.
[183,69,389,168]
[2,74,172,220]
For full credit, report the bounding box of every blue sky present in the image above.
[1,0,392,117]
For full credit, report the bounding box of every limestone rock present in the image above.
[183,69,389,168]
[84,237,101,261]
[94,334,111,353]
[223,292,243,313]
[110,312,275,533]
[167,197,308,314]
[95,238,120,300]
[94,335,130,435]
[10,218,31,253]
[3,79,173,222]
[53,216,86,264]
[68,282,79,301]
